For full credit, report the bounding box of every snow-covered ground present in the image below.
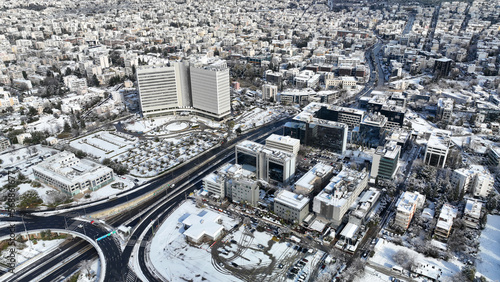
[69,131,137,161]
[149,200,240,282]
[75,258,100,282]
[235,106,288,132]
[370,239,463,280]
[355,266,392,282]
[116,132,220,177]
[477,215,500,282]
[0,239,66,266]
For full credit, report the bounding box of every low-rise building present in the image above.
[294,163,334,195]
[182,209,224,244]
[451,165,494,197]
[394,191,426,230]
[434,203,458,240]
[0,136,11,152]
[274,190,310,223]
[463,199,483,229]
[32,151,114,196]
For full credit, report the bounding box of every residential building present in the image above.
[0,88,19,108]
[262,84,277,101]
[32,151,114,196]
[0,136,11,152]
[485,145,500,167]
[463,199,483,229]
[394,191,426,230]
[274,190,310,223]
[313,168,369,227]
[294,163,334,195]
[434,203,458,240]
[437,98,453,122]
[451,165,494,197]
[371,141,401,180]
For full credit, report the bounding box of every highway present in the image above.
[1,117,291,281]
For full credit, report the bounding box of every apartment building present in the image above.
[434,203,458,240]
[463,199,483,229]
[394,191,426,230]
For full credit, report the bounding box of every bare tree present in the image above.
[79,260,93,278]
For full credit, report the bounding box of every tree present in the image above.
[91,74,100,87]
[18,189,43,208]
[79,260,93,278]
[63,121,71,133]
[65,68,72,76]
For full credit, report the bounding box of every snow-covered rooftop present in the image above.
[274,190,309,210]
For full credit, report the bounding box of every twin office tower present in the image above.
[136,60,231,120]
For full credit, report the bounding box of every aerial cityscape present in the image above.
[0,0,499,281]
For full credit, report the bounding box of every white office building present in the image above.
[235,140,296,184]
[424,134,449,168]
[313,168,369,227]
[190,64,231,119]
[274,190,310,223]
[137,64,184,117]
[265,134,300,155]
[32,151,114,196]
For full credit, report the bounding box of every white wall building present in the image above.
[313,168,369,227]
[265,134,300,155]
[294,163,334,195]
[262,84,278,101]
[137,64,184,117]
[451,165,494,197]
[274,190,310,223]
[32,151,114,196]
[190,64,231,119]
[394,191,426,230]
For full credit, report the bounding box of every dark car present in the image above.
[278,264,284,269]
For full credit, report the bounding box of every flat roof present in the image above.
[295,163,334,191]
[266,134,300,146]
[182,209,224,241]
[340,222,359,239]
[275,190,310,210]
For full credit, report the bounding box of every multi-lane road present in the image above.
[1,117,291,281]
